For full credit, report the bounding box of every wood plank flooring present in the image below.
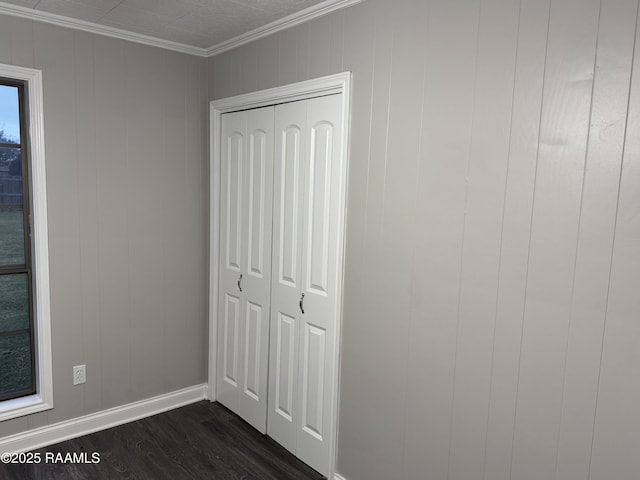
[0,401,325,479]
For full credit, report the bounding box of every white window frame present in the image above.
[0,63,53,421]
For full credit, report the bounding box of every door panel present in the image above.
[247,129,267,278]
[306,121,333,296]
[243,301,262,400]
[223,294,240,387]
[268,100,307,454]
[218,107,274,433]
[217,110,246,414]
[239,106,274,433]
[297,94,342,475]
[275,312,296,421]
[278,125,302,287]
[226,132,243,271]
[301,323,326,440]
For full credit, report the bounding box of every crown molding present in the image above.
[0,1,208,57]
[205,0,364,57]
[0,0,363,58]
[206,0,364,57]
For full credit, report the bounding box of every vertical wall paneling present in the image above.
[377,0,429,479]
[255,34,279,91]
[307,14,332,79]
[483,1,551,479]
[162,51,189,393]
[343,1,398,478]
[556,1,639,478]
[94,36,132,410]
[447,0,521,478]
[7,16,35,68]
[510,0,602,478]
[213,51,236,101]
[184,54,208,387]
[201,58,210,374]
[208,57,217,102]
[0,15,12,65]
[406,1,482,479]
[278,27,298,86]
[589,5,640,478]
[73,31,102,415]
[126,43,167,401]
[239,42,258,95]
[328,11,345,75]
[335,2,376,477]
[295,23,310,82]
[34,22,84,425]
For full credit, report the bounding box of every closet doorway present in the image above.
[208,73,351,479]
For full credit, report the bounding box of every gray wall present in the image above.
[210,0,640,479]
[0,15,209,438]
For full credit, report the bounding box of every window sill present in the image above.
[0,394,53,422]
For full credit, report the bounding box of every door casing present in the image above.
[208,72,351,479]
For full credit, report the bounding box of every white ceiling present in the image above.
[0,0,342,53]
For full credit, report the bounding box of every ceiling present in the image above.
[0,0,340,54]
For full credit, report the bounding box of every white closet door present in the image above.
[239,107,274,433]
[218,106,274,433]
[297,94,342,474]
[268,100,307,453]
[217,110,246,414]
[268,94,342,476]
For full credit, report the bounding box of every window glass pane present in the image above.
[0,80,36,406]
[0,146,22,178]
[0,207,25,266]
[0,274,29,332]
[0,85,20,144]
[0,333,33,397]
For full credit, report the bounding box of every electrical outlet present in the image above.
[73,365,86,385]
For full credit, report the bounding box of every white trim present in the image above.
[211,74,347,113]
[205,0,364,57]
[334,474,348,480]
[0,63,53,423]
[207,101,220,403]
[330,71,351,480]
[209,71,351,480]
[0,384,208,454]
[0,1,207,57]
[0,0,362,58]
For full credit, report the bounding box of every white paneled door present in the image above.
[267,99,307,453]
[269,94,342,476]
[217,105,274,434]
[217,93,343,477]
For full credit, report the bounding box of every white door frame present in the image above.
[208,72,351,479]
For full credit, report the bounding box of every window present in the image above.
[0,64,52,421]
[0,79,35,403]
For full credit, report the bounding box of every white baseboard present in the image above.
[0,383,208,453]
[334,474,348,480]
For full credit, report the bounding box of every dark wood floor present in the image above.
[0,401,325,480]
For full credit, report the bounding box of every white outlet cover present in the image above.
[73,365,86,385]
